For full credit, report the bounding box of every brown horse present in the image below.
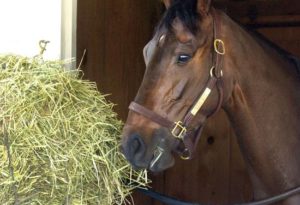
[121,0,300,204]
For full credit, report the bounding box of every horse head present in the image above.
[121,0,231,172]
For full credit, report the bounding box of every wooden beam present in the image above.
[240,15,300,28]
[214,0,300,18]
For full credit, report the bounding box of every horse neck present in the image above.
[219,13,300,198]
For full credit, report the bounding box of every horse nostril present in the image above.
[127,134,145,160]
[132,138,140,153]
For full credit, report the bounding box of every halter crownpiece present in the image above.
[129,8,225,160]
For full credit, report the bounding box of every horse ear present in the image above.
[161,0,172,9]
[197,0,212,15]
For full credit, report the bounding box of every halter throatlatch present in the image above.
[129,8,225,160]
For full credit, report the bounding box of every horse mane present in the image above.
[158,0,200,34]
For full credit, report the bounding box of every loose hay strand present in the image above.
[0,55,148,205]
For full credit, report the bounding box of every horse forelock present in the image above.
[158,0,201,35]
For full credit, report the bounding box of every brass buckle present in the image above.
[214,39,225,55]
[171,121,187,140]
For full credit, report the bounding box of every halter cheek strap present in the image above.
[129,8,225,160]
[129,67,223,159]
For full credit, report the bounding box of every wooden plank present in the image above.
[238,15,300,28]
[240,15,300,25]
[77,0,161,120]
[77,1,166,205]
[214,0,300,19]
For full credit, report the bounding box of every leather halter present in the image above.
[129,9,225,159]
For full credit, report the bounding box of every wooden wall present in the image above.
[215,0,300,18]
[77,1,300,204]
[77,0,162,120]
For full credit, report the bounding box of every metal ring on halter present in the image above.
[180,148,192,160]
[210,66,216,77]
[210,66,223,78]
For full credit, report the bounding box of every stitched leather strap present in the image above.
[129,102,174,129]
[180,76,219,158]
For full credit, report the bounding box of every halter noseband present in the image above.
[129,9,225,159]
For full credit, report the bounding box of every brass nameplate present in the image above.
[191,88,212,116]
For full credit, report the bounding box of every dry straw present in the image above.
[0,55,148,205]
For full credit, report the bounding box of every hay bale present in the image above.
[0,55,148,205]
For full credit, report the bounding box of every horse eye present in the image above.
[176,54,191,65]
